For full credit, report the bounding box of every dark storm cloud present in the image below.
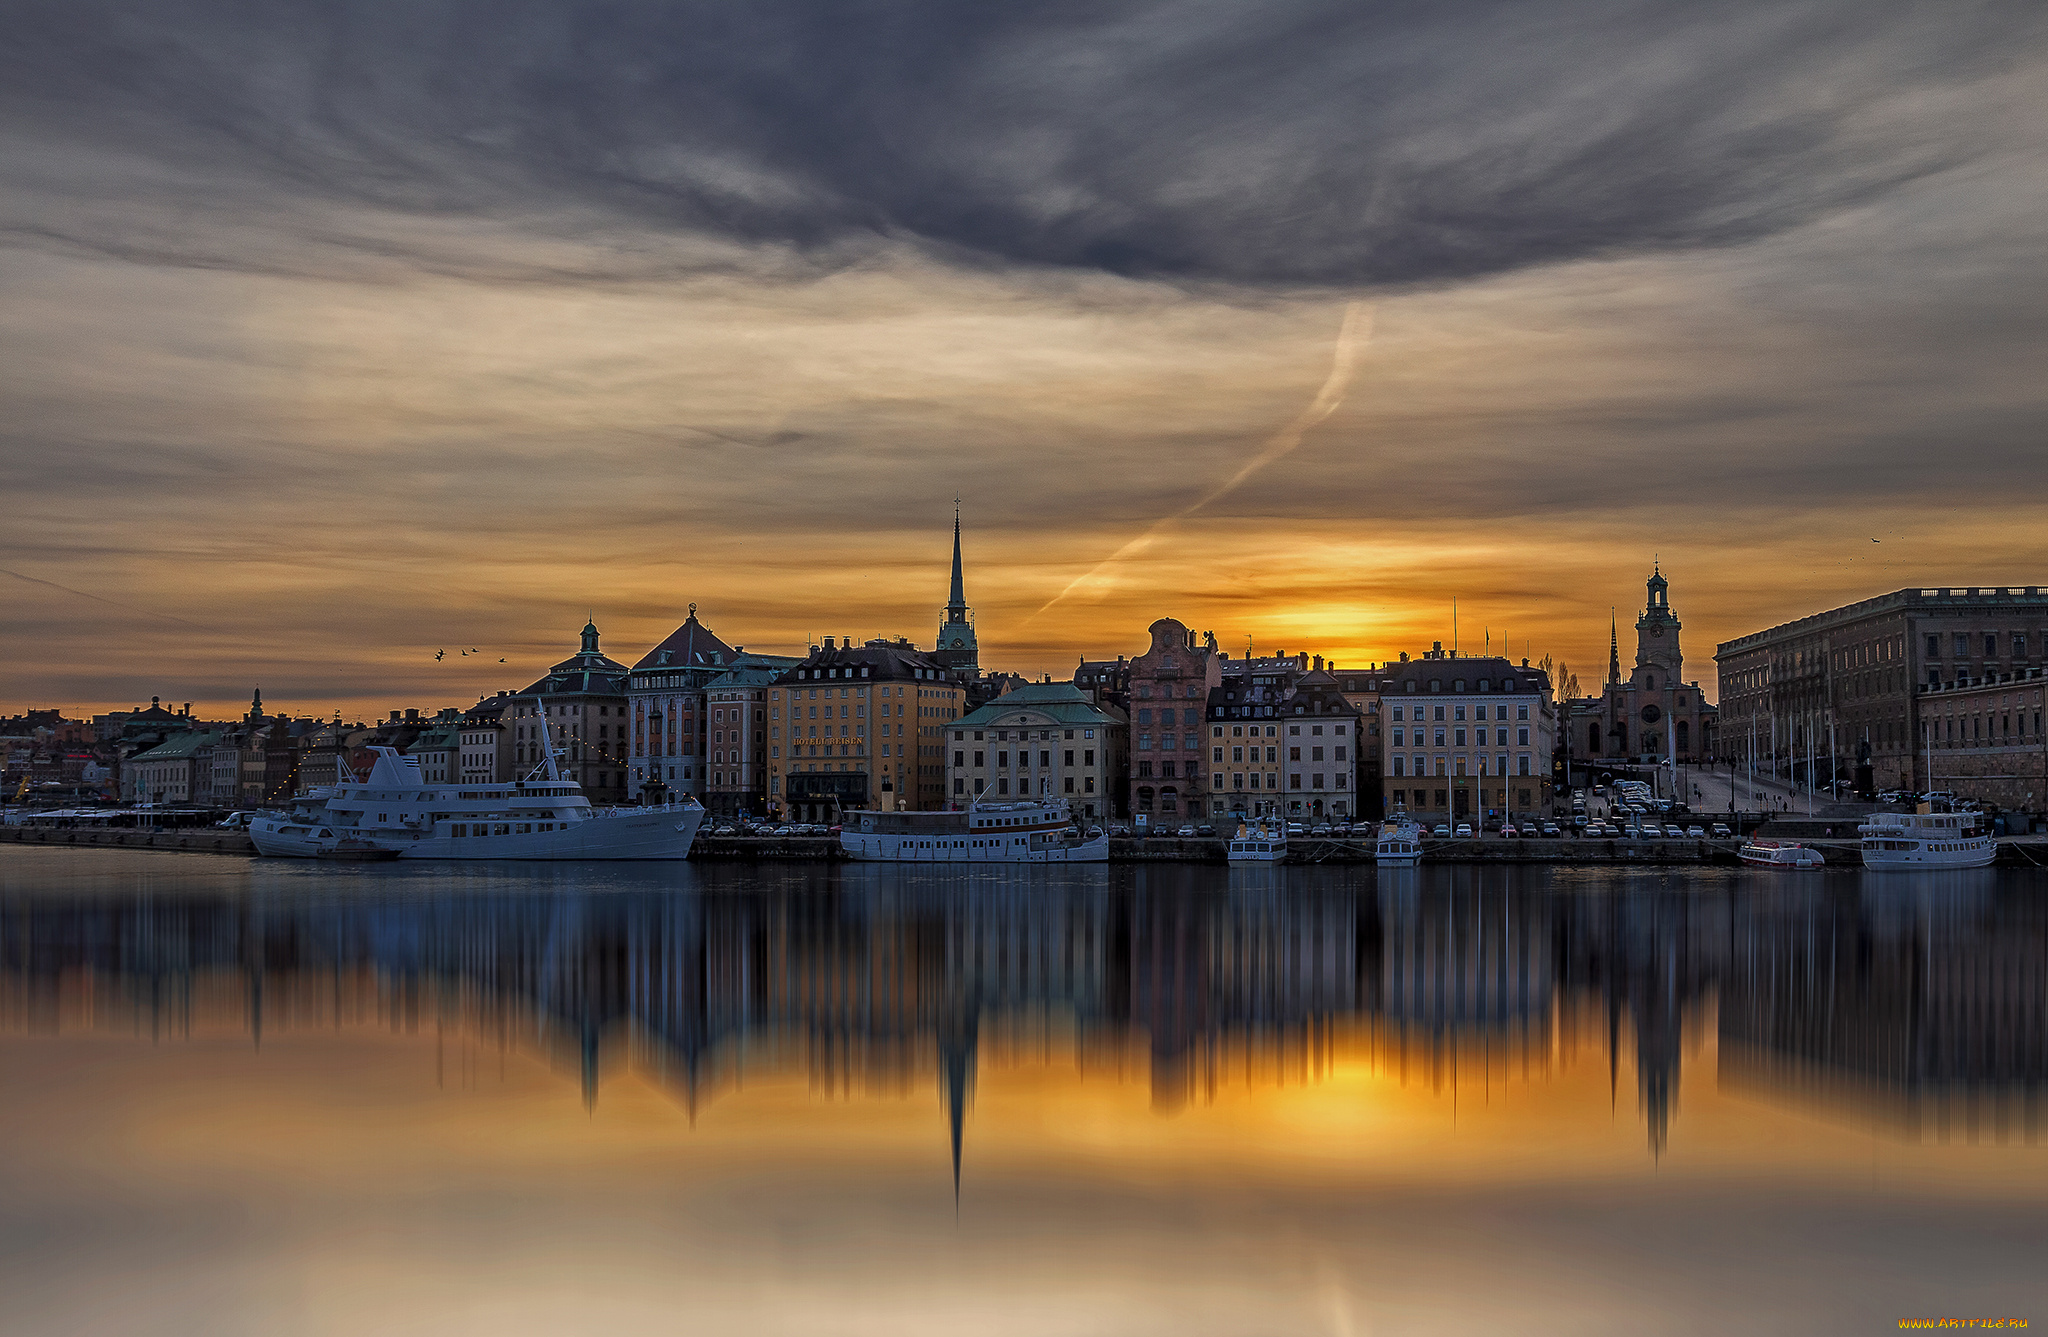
[2,0,2034,287]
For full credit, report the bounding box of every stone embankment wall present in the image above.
[1,826,256,855]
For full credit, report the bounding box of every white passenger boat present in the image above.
[250,710,703,860]
[1737,839,1826,869]
[1227,822,1286,864]
[840,798,1107,862]
[1376,814,1424,866]
[1857,810,1997,870]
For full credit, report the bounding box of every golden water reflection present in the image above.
[0,851,2043,1334]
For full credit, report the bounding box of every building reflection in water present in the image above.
[1,861,2041,1177]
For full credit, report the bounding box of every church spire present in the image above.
[1608,610,1621,686]
[947,499,967,620]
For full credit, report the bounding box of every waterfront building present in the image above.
[701,652,802,819]
[626,605,735,802]
[1277,664,1363,823]
[1334,666,1386,820]
[508,621,631,804]
[123,729,220,805]
[1073,655,1131,714]
[1916,670,2048,816]
[407,711,463,786]
[1715,585,2048,795]
[1571,567,1717,775]
[767,638,966,821]
[948,681,1128,822]
[1379,648,1554,825]
[458,699,506,784]
[1205,651,1308,822]
[1126,619,1224,826]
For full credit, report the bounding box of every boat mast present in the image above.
[526,696,565,783]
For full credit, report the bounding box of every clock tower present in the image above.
[1632,563,1682,691]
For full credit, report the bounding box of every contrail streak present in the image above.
[0,566,223,633]
[1031,302,1372,618]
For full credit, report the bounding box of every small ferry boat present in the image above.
[250,707,702,860]
[1738,839,1826,869]
[840,798,1107,862]
[1227,821,1287,864]
[1857,810,1997,870]
[1376,814,1425,866]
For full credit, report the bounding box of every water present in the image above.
[1,847,2043,1336]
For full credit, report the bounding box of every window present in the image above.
[1289,747,1301,761]
[1986,633,1999,656]
[1433,706,1446,721]
[1955,633,1970,656]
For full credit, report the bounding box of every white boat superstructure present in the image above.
[1858,810,1997,870]
[840,798,1107,862]
[250,704,703,860]
[1376,814,1424,866]
[1227,822,1287,863]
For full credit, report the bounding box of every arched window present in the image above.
[1677,720,1689,752]
[1645,674,1656,691]
[1588,723,1601,753]
[1160,787,1180,812]
[1137,786,1155,810]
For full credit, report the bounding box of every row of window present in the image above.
[1136,733,1200,751]
[1926,709,2043,744]
[1211,772,1345,790]
[1387,704,1529,721]
[1213,745,1345,762]
[1394,728,1531,746]
[955,749,1098,768]
[1390,755,1536,776]
[953,728,1097,741]
[954,776,1099,795]
[1928,632,2031,659]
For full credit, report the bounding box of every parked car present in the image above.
[215,811,257,830]
[1287,823,1306,837]
[1686,825,1706,838]
[712,825,735,836]
[1110,824,1131,837]
[1432,823,1451,838]
[1540,822,1561,837]
[1195,824,1216,837]
[1711,823,1731,838]
[1500,823,1519,838]
[1085,826,1104,839]
[1454,823,1473,838]
[1310,823,1331,837]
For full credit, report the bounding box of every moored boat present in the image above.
[1857,810,1997,870]
[1376,812,1424,866]
[250,704,702,860]
[840,798,1107,862]
[1227,821,1286,864]
[1738,839,1826,869]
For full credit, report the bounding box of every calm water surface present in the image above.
[1,847,2044,1335]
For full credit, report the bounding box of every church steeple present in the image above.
[947,503,967,621]
[933,504,979,676]
[1607,612,1620,687]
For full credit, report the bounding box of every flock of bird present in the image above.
[434,649,504,662]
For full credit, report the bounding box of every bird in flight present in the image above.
[435,649,445,661]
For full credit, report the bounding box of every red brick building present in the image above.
[1125,618,1222,827]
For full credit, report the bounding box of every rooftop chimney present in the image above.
[405,709,419,721]
[1314,655,1324,671]
[389,711,400,722]
[823,636,835,650]
[1400,651,1411,662]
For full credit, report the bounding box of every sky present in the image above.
[3,0,2045,720]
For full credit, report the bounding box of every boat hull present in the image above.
[839,832,1109,863]
[251,807,704,861]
